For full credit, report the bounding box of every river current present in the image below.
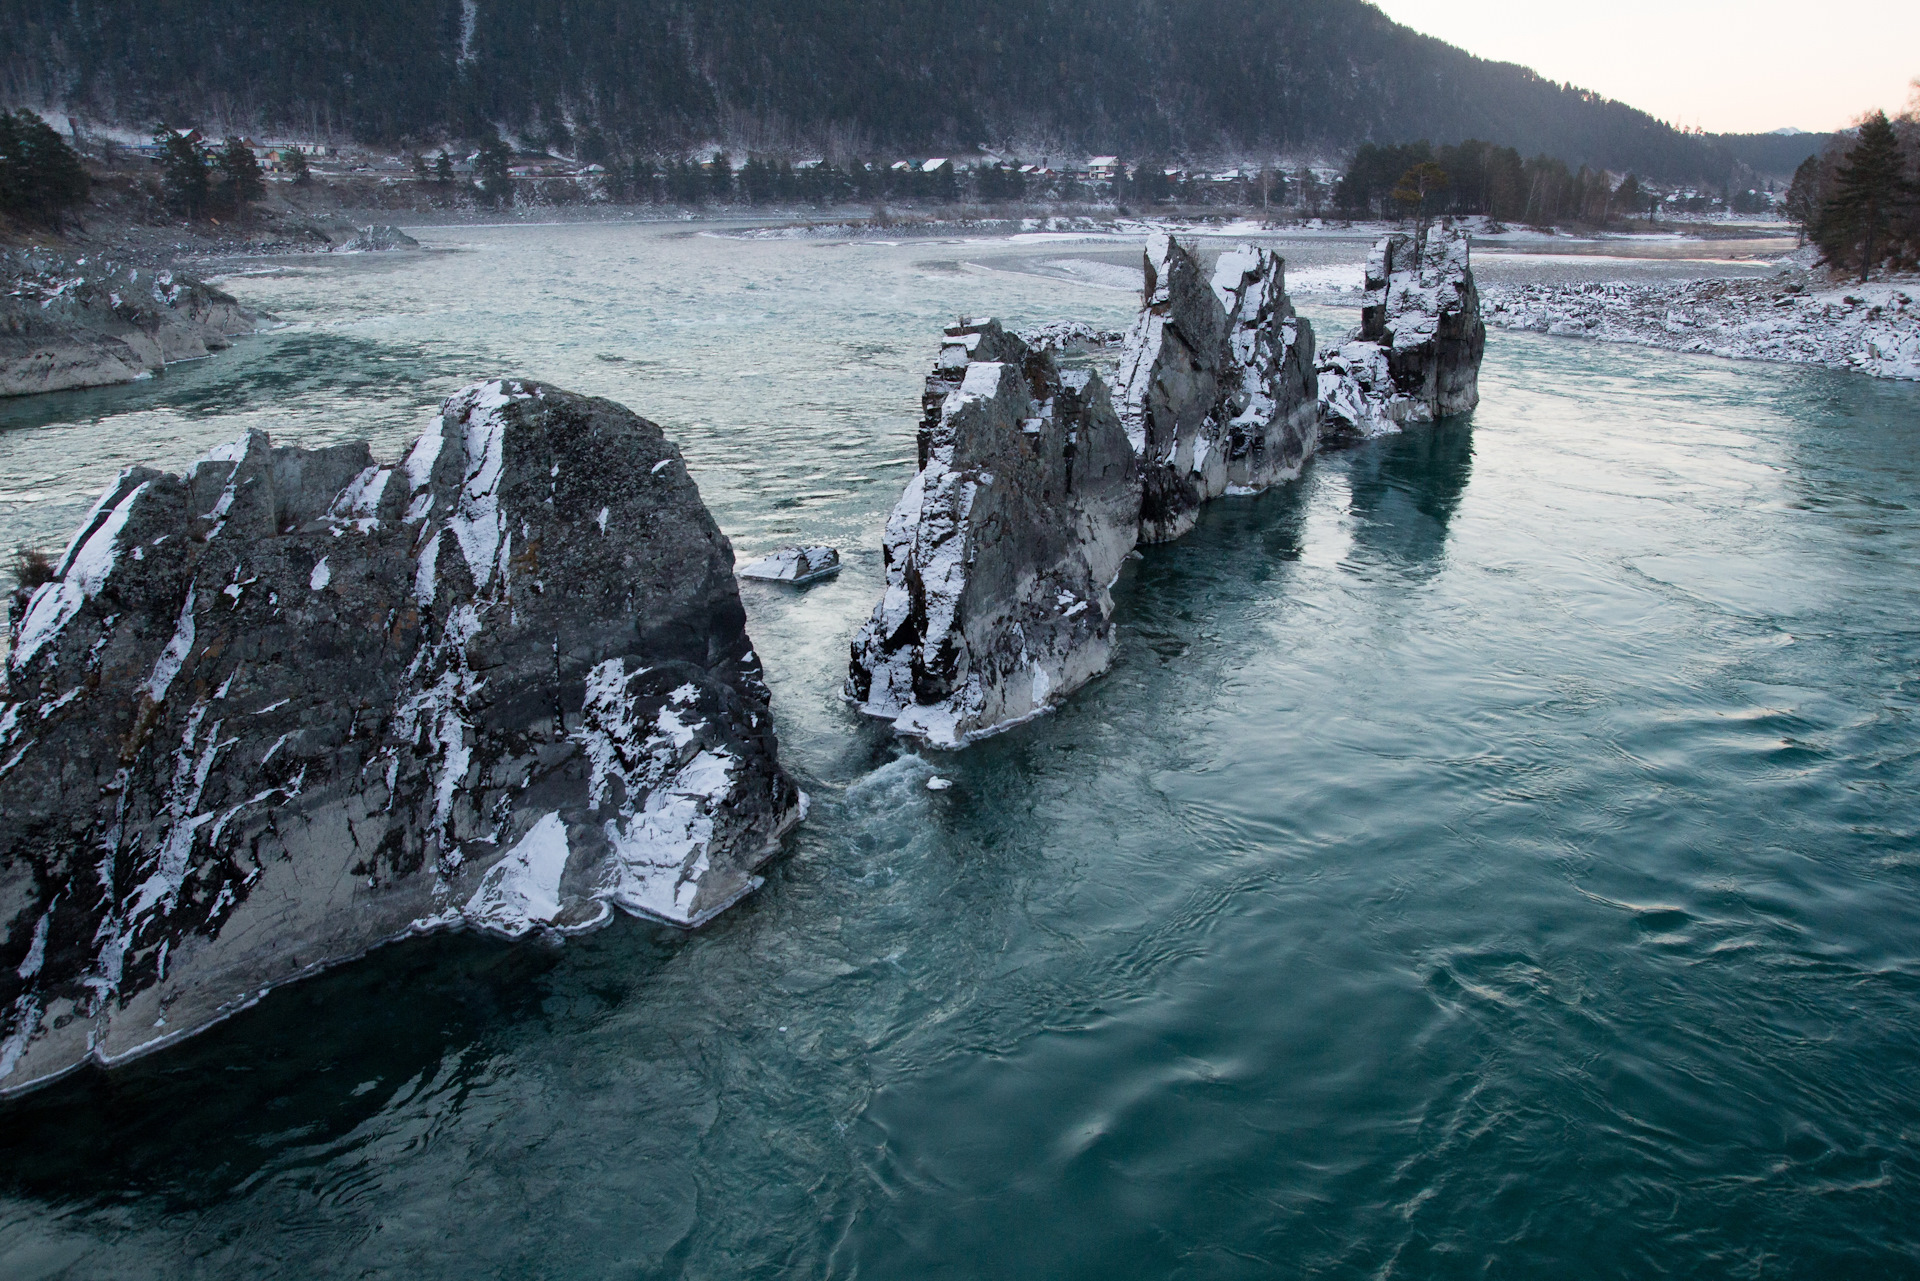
[2,222,1917,1278]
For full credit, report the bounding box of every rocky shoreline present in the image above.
[1,249,265,396]
[1483,274,1920,380]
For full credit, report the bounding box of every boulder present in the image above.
[1115,234,1318,541]
[340,225,422,253]
[1318,228,1484,438]
[739,545,840,584]
[846,319,1138,746]
[0,379,803,1096]
[1,253,263,397]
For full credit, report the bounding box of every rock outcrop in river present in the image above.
[0,380,803,1095]
[1,251,262,397]
[1317,228,1484,438]
[846,320,1139,746]
[1115,234,1319,541]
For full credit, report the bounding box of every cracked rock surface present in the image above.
[1116,234,1319,542]
[0,379,803,1096]
[1318,228,1484,438]
[846,320,1139,747]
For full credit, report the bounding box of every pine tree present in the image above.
[1391,161,1448,241]
[155,126,210,219]
[285,146,312,185]
[1819,112,1912,283]
[219,136,265,215]
[476,134,513,205]
[434,152,454,184]
[0,108,90,225]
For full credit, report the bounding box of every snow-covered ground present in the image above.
[1483,274,1920,381]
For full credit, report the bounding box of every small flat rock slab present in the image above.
[739,545,841,584]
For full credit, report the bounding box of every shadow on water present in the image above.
[0,923,680,1212]
[1342,415,1475,579]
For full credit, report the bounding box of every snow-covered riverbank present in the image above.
[1483,275,1920,380]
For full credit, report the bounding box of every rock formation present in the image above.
[0,379,803,1096]
[340,225,422,252]
[1,252,262,397]
[846,320,1138,746]
[739,545,840,584]
[1317,228,1484,438]
[1115,234,1318,542]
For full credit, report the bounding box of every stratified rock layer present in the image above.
[846,320,1138,746]
[1116,234,1318,542]
[0,380,803,1096]
[1,253,262,397]
[1318,228,1484,437]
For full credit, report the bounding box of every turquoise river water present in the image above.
[0,223,1917,1278]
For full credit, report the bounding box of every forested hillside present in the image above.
[0,0,1796,180]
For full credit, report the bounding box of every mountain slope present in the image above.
[2,0,1752,179]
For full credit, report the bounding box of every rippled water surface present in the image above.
[2,224,1918,1278]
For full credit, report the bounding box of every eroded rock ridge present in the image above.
[1,252,263,397]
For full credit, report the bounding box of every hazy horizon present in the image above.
[1370,0,1918,135]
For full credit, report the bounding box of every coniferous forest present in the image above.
[0,0,1821,181]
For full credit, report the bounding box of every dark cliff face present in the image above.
[1361,230,1485,421]
[0,380,803,1096]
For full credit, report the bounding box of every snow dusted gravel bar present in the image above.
[0,380,803,1095]
[1483,275,1920,380]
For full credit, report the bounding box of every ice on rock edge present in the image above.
[463,812,573,938]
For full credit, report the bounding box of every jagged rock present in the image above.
[1115,234,1318,542]
[0,379,803,1096]
[846,319,1138,746]
[739,545,840,584]
[340,225,422,253]
[1,254,262,397]
[1211,245,1321,497]
[1317,228,1484,438]
[1019,320,1126,354]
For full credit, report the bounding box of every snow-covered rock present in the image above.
[1116,234,1318,541]
[1,252,263,397]
[739,545,840,584]
[1482,276,1920,380]
[339,225,422,253]
[0,380,803,1096]
[1317,228,1485,438]
[846,319,1139,747]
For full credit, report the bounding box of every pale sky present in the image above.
[1367,1,1920,134]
